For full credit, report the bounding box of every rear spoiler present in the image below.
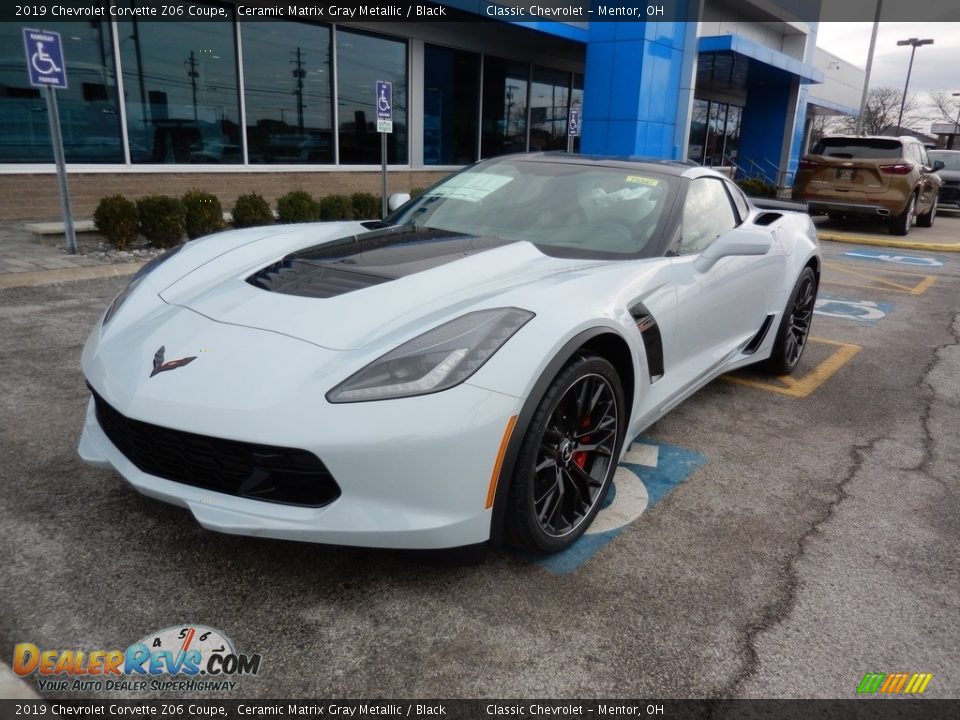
[751,197,808,213]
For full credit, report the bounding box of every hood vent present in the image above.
[247,258,390,299]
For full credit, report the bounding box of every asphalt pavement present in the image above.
[0,217,958,701]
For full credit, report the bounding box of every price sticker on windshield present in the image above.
[625,176,660,186]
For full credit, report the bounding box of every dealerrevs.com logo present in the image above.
[13,625,261,693]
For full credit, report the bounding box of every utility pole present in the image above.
[184,50,199,120]
[291,47,306,132]
[855,0,882,136]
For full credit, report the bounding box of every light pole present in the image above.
[896,38,934,132]
[952,91,960,149]
[855,0,883,136]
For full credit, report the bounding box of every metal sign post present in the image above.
[567,105,581,154]
[23,28,76,254]
[376,80,393,217]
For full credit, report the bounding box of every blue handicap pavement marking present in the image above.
[842,249,945,267]
[814,292,893,324]
[533,439,708,575]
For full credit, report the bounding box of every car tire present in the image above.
[762,266,818,376]
[917,195,937,228]
[505,353,626,554]
[889,193,916,236]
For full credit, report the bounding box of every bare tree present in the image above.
[841,86,922,135]
[928,90,960,123]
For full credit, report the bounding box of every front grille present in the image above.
[90,388,340,507]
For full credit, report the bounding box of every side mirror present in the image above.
[387,192,411,212]
[932,160,945,171]
[693,230,772,273]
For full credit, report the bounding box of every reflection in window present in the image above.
[241,22,333,164]
[423,44,479,165]
[117,4,241,164]
[680,177,737,254]
[0,16,122,162]
[337,29,407,164]
[481,57,528,158]
[529,67,570,151]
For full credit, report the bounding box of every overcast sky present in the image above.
[817,22,960,95]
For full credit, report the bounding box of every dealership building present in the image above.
[0,0,864,220]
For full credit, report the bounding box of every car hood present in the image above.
[935,169,960,181]
[159,225,616,351]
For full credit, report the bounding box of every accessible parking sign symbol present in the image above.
[23,28,67,89]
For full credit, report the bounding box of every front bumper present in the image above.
[78,382,521,549]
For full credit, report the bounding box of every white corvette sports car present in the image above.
[79,154,820,555]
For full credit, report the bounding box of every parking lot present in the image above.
[1,217,958,700]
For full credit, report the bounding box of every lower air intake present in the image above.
[90,387,340,508]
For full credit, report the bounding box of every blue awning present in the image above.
[698,34,823,83]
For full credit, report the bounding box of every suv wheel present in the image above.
[890,194,916,236]
[917,196,937,228]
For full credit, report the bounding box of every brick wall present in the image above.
[0,170,452,221]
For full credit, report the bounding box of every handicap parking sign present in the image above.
[23,28,67,89]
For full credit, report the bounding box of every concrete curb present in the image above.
[818,232,960,253]
[0,661,39,700]
[0,262,144,290]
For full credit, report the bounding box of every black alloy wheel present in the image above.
[505,354,626,553]
[762,266,818,376]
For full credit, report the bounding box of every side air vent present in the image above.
[743,313,775,355]
[628,302,664,382]
[754,212,782,226]
[247,258,389,298]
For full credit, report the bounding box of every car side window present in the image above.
[724,180,751,223]
[679,178,738,255]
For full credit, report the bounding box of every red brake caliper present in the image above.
[572,416,590,469]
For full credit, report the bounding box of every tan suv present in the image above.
[792,136,942,235]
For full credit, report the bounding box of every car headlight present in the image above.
[326,307,534,403]
[102,245,183,325]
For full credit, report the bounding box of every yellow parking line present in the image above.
[822,261,937,295]
[910,275,937,295]
[723,337,862,398]
[818,233,960,253]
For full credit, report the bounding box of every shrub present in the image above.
[136,195,185,248]
[319,194,353,221]
[350,192,379,219]
[93,195,139,250]
[410,186,426,198]
[736,177,778,198]
[231,193,274,228]
[276,190,321,223]
[182,190,224,239]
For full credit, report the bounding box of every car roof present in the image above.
[503,152,697,177]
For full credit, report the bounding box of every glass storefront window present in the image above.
[688,99,708,164]
[241,22,333,164]
[423,44,479,165]
[337,29,407,164]
[481,57,528,158]
[570,73,583,153]
[0,15,122,162]
[529,67,570,151]
[687,99,742,167]
[117,3,241,164]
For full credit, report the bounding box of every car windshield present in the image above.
[928,151,960,170]
[387,157,676,259]
[812,138,902,159]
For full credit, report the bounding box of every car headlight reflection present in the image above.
[327,308,534,403]
[102,245,183,325]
